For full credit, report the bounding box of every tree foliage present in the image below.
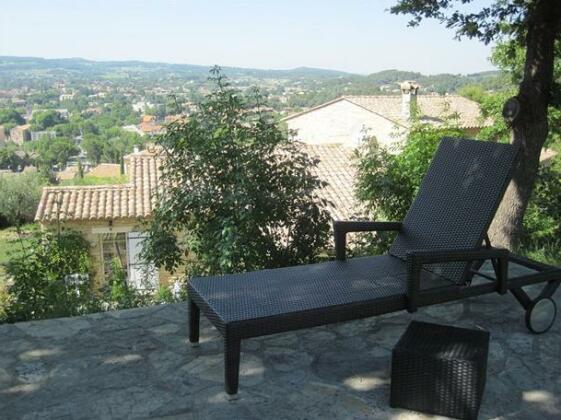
[82,129,143,165]
[142,68,331,276]
[390,1,534,44]
[0,108,25,126]
[32,136,79,169]
[391,0,561,249]
[0,172,46,226]
[30,110,65,131]
[0,147,29,172]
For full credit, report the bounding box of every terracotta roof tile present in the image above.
[301,143,364,220]
[345,95,490,128]
[284,95,491,129]
[36,144,362,223]
[88,163,121,178]
[35,150,163,223]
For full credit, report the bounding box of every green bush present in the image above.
[1,228,182,323]
[519,159,561,264]
[4,230,98,322]
[101,258,140,310]
[0,283,12,323]
[142,68,331,277]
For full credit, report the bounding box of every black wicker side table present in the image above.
[390,321,490,420]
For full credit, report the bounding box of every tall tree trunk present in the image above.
[489,0,561,250]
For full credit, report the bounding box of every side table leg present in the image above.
[188,299,200,347]
[224,334,241,400]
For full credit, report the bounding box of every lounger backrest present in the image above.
[389,137,519,284]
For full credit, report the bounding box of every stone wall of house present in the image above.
[286,99,405,148]
[42,219,178,291]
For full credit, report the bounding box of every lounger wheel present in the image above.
[525,297,557,334]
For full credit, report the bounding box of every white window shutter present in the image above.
[127,232,159,290]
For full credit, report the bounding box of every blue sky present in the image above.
[0,0,495,75]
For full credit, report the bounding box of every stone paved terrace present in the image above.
[1,286,560,419]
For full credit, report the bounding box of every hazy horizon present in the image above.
[0,0,496,75]
[0,54,499,77]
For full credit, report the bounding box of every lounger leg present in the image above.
[188,299,200,347]
[224,335,241,400]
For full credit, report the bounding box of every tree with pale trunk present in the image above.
[390,0,561,250]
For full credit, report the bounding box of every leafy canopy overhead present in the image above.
[390,1,530,43]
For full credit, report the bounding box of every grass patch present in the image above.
[60,174,128,186]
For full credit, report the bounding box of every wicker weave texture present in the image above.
[188,255,452,324]
[390,138,518,284]
[391,321,489,419]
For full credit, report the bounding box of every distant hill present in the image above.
[0,56,507,110]
[0,56,352,81]
[365,69,505,94]
[0,56,502,82]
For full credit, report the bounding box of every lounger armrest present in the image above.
[405,247,509,312]
[333,220,402,261]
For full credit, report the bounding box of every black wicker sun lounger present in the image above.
[187,138,561,399]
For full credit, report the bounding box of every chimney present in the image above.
[400,81,420,121]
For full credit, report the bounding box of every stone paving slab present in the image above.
[0,288,560,419]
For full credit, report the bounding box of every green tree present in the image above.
[142,68,331,276]
[82,134,104,165]
[0,108,25,126]
[82,130,143,165]
[0,147,26,172]
[0,171,46,226]
[33,137,79,169]
[30,110,64,131]
[390,0,561,249]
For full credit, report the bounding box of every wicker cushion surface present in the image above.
[390,138,519,284]
[391,320,490,419]
[189,255,452,322]
[394,320,490,361]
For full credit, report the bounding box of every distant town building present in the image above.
[138,115,163,136]
[59,93,75,102]
[56,108,70,119]
[11,98,26,107]
[9,124,31,144]
[83,107,103,115]
[164,114,184,124]
[88,163,121,178]
[30,130,57,141]
[132,101,154,113]
[283,81,491,149]
[122,125,144,136]
[57,166,79,181]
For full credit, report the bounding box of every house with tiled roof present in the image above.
[36,148,166,290]
[35,143,359,290]
[283,81,491,148]
[302,143,362,220]
[139,121,163,136]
